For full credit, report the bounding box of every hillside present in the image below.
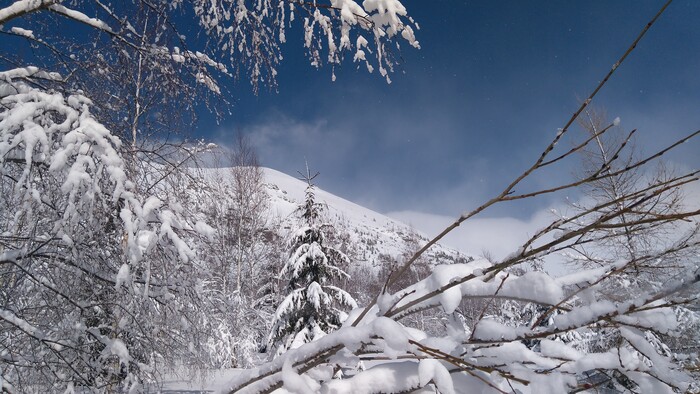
[198,166,473,272]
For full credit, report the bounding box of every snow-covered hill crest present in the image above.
[200,166,472,271]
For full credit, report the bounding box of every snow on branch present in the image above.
[191,0,419,87]
[47,4,114,33]
[0,0,56,24]
[0,69,216,390]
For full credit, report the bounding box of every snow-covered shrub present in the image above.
[187,146,283,369]
[0,69,213,392]
[227,258,698,393]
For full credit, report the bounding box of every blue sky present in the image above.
[2,1,698,259]
[5,0,696,229]
[206,1,700,224]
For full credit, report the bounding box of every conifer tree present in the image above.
[268,167,357,356]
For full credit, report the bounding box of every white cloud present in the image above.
[388,172,700,278]
[214,114,361,182]
[387,207,560,262]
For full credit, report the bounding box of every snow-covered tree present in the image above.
[268,169,357,356]
[567,107,691,299]
[0,69,217,392]
[193,138,282,369]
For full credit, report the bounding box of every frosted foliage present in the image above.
[1,0,420,119]
[0,71,213,391]
[229,256,698,393]
[0,70,196,267]
[190,0,419,85]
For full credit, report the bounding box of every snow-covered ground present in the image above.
[150,369,240,393]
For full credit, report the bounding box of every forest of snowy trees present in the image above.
[1,0,700,393]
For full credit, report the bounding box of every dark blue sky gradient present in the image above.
[4,1,697,219]
[203,1,700,219]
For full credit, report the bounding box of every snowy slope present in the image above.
[199,166,472,270]
[264,167,472,268]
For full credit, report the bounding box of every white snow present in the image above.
[10,26,33,38]
[417,359,454,394]
[109,338,130,366]
[115,264,130,288]
[0,0,51,24]
[47,4,113,33]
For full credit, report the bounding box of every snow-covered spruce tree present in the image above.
[268,169,357,356]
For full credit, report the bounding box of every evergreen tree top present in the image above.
[297,163,324,226]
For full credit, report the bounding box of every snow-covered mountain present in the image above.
[263,167,473,268]
[200,166,472,271]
